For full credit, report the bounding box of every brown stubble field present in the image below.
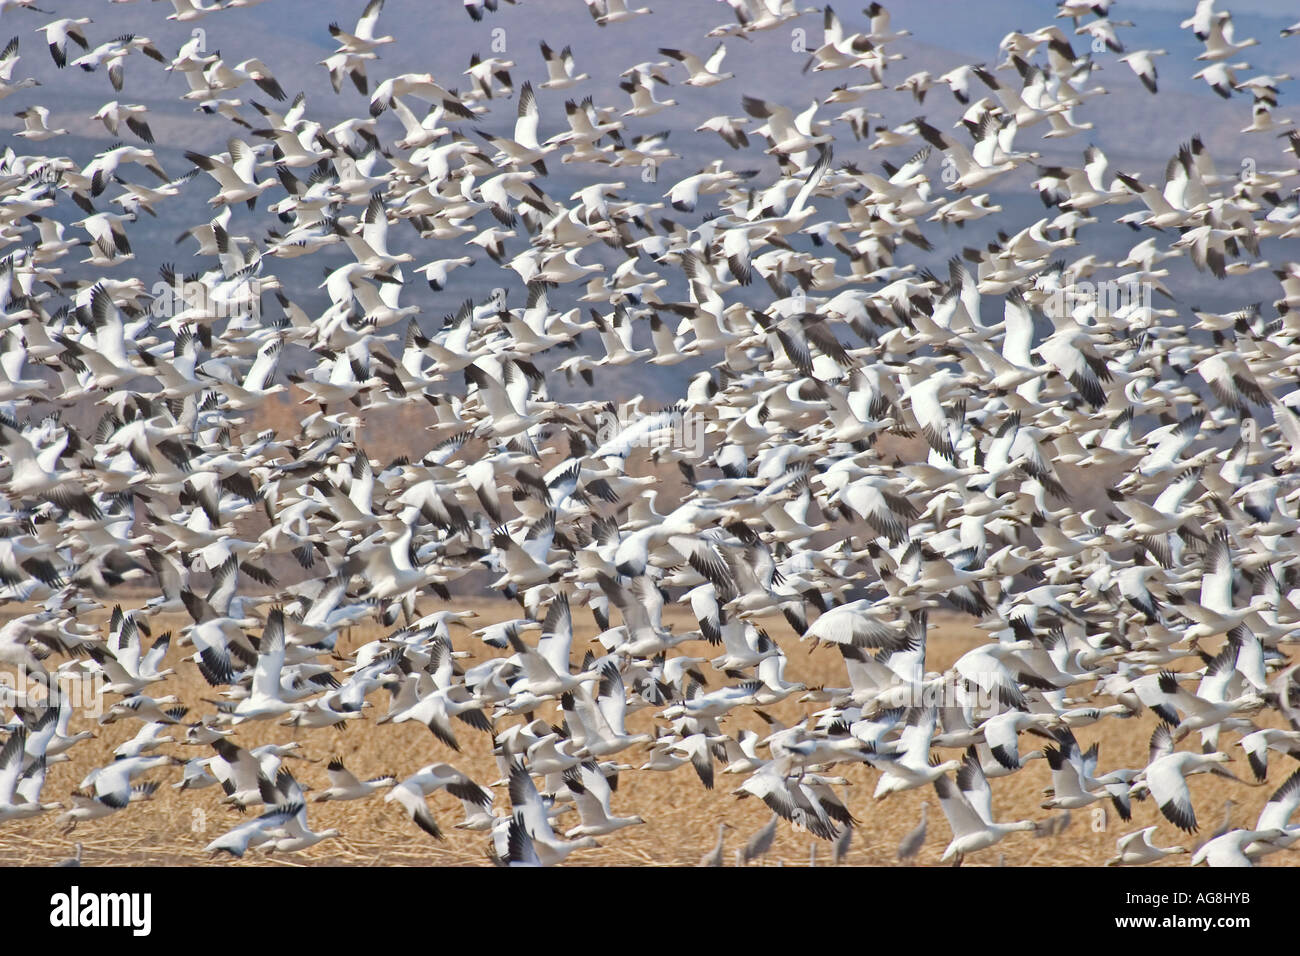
[0,599,1295,868]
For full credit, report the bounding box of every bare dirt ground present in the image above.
[0,599,1294,867]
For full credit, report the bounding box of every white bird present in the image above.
[933,749,1037,863]
[1105,826,1187,866]
[1141,727,1234,833]
[1119,49,1165,93]
[658,44,732,87]
[562,761,645,837]
[315,756,395,802]
[539,42,588,90]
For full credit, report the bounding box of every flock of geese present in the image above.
[1,0,1300,867]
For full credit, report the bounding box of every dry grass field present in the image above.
[0,598,1295,868]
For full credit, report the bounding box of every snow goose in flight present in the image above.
[1057,0,1115,18]
[798,589,906,654]
[593,572,687,658]
[57,782,159,833]
[0,728,61,823]
[1105,826,1187,866]
[539,42,588,90]
[818,468,920,546]
[112,706,188,758]
[493,812,545,866]
[1237,768,1300,862]
[1074,16,1132,53]
[914,116,1017,192]
[320,47,375,95]
[741,95,831,156]
[14,104,64,140]
[732,759,849,841]
[1113,170,1201,229]
[564,663,652,758]
[256,122,334,172]
[86,611,174,696]
[682,533,803,624]
[44,687,94,759]
[252,772,339,854]
[315,757,395,802]
[871,708,962,799]
[937,64,979,104]
[585,0,652,27]
[1195,352,1270,413]
[463,357,547,439]
[704,609,778,672]
[950,640,1038,711]
[618,67,676,118]
[173,754,221,793]
[1040,734,1112,813]
[367,72,470,119]
[70,753,173,822]
[860,2,909,43]
[83,143,168,197]
[96,692,185,728]
[1118,49,1166,93]
[200,56,286,103]
[497,763,599,865]
[881,68,928,105]
[413,256,475,294]
[711,0,814,38]
[0,331,51,406]
[933,748,1038,863]
[377,663,492,752]
[55,284,143,389]
[197,337,286,411]
[36,17,90,68]
[225,610,295,724]
[754,651,806,706]
[386,763,493,839]
[1139,726,1235,833]
[695,114,750,150]
[462,0,514,20]
[329,0,393,54]
[1197,11,1258,61]
[205,802,299,858]
[0,430,98,522]
[1180,0,1218,40]
[488,512,557,593]
[977,710,1064,772]
[207,738,277,809]
[1192,827,1287,867]
[658,43,732,87]
[1154,668,1265,743]
[162,0,225,22]
[69,34,164,92]
[662,679,764,724]
[561,761,645,838]
[803,6,882,74]
[1166,570,1271,653]
[1238,728,1300,782]
[338,516,447,607]
[503,624,602,703]
[184,138,276,209]
[477,81,551,173]
[1035,327,1112,408]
